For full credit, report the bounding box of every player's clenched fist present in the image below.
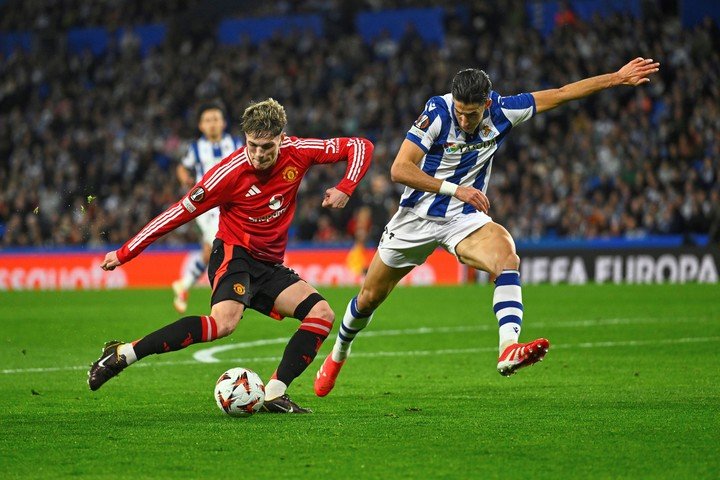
[454,186,490,213]
[322,187,350,209]
[101,251,121,271]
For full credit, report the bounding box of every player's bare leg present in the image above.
[172,242,212,313]
[315,253,412,396]
[456,222,549,375]
[262,281,335,413]
[88,300,241,391]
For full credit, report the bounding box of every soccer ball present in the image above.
[214,367,265,417]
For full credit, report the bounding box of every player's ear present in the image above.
[280,132,286,143]
[485,98,492,109]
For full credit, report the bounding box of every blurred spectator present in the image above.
[0,1,718,249]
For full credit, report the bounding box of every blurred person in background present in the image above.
[171,104,242,313]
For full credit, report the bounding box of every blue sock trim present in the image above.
[493,300,524,314]
[350,296,373,318]
[498,315,522,327]
[341,324,361,334]
[494,271,521,287]
[338,332,353,342]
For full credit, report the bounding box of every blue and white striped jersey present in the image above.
[181,133,242,182]
[401,91,535,219]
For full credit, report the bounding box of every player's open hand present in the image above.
[454,186,490,213]
[322,187,350,209]
[616,57,660,86]
[101,251,121,271]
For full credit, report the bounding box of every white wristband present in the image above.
[439,181,458,197]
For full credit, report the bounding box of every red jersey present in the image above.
[116,136,373,265]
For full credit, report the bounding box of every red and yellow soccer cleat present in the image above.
[314,354,346,397]
[497,338,550,376]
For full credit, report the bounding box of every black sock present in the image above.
[275,329,325,386]
[133,316,205,360]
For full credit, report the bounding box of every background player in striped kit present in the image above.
[315,57,660,396]
[172,104,242,313]
[88,99,373,413]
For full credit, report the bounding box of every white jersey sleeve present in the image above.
[406,96,449,153]
[493,92,536,127]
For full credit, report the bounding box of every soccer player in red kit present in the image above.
[88,98,373,413]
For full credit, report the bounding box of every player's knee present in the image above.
[493,251,520,277]
[307,301,335,325]
[213,315,239,338]
[210,305,243,338]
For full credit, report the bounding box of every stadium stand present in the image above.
[1,0,718,248]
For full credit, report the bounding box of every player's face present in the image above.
[198,109,226,141]
[454,99,491,134]
[245,132,284,170]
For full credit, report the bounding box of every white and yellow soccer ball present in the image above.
[214,367,265,417]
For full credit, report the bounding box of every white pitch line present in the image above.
[191,316,704,363]
[1,317,699,374]
[210,336,720,363]
[2,335,719,375]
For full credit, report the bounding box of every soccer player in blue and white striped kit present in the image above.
[315,57,660,395]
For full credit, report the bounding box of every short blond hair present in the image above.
[241,98,287,138]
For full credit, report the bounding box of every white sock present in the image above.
[264,379,287,400]
[181,252,207,291]
[331,296,374,362]
[118,343,138,365]
[493,270,523,353]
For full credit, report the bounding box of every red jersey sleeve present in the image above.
[305,137,374,196]
[115,154,242,264]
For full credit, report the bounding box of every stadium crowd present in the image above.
[1,1,719,248]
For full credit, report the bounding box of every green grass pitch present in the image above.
[1,284,718,479]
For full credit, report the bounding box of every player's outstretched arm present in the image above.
[390,139,490,213]
[103,158,237,271]
[532,57,660,114]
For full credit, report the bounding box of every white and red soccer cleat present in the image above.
[172,280,188,313]
[497,338,550,376]
[314,354,346,397]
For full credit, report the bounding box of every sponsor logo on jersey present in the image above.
[444,139,496,154]
[269,194,284,211]
[181,197,196,213]
[248,205,289,223]
[190,186,205,202]
[282,166,299,182]
[245,184,261,197]
[413,114,430,130]
[233,283,246,295]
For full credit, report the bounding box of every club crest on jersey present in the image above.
[233,283,246,295]
[481,124,493,138]
[269,194,284,211]
[282,166,299,182]
[413,114,430,130]
[190,186,205,202]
